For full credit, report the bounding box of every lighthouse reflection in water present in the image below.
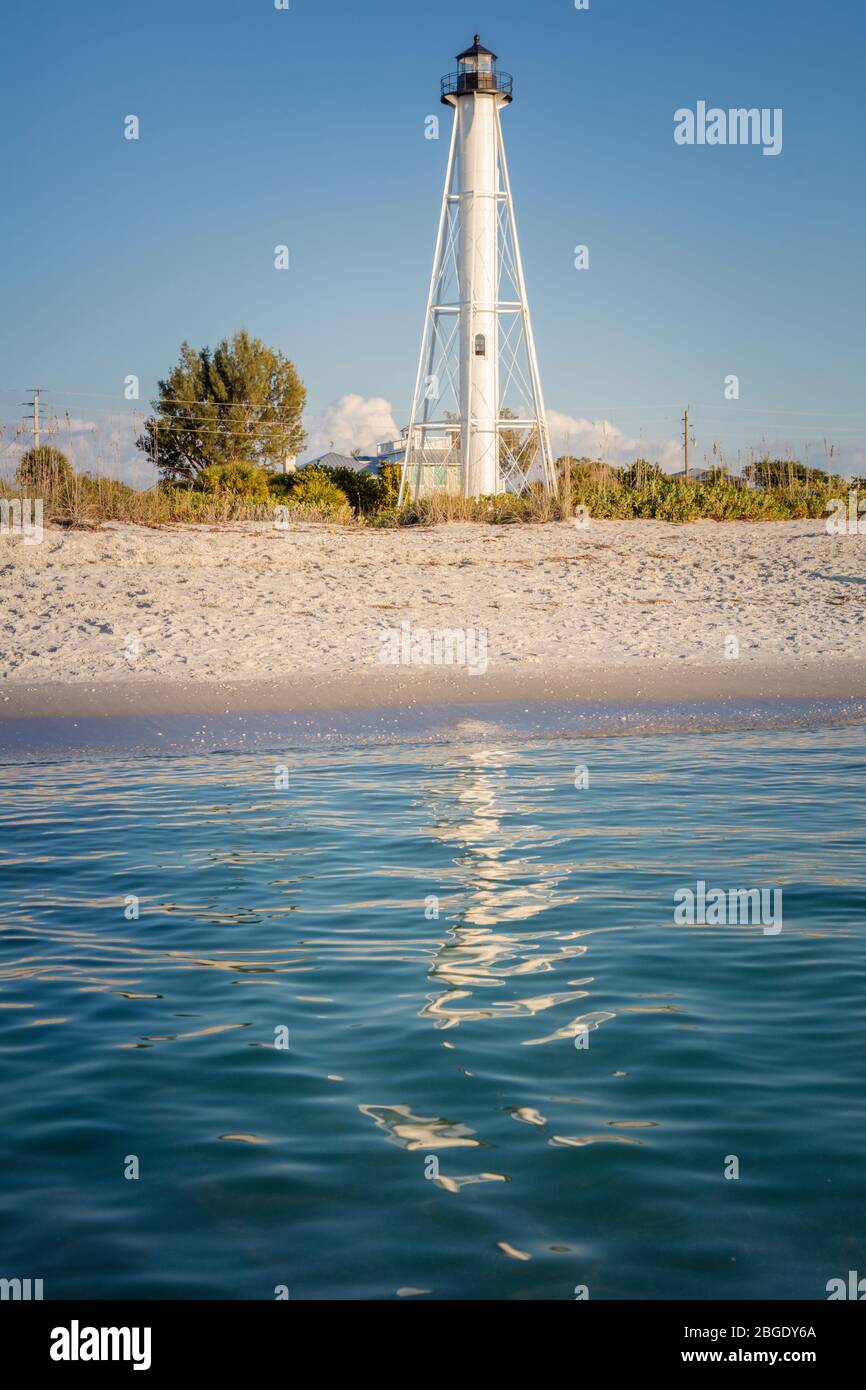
[1,725,864,1298]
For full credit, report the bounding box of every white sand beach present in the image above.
[2,518,865,717]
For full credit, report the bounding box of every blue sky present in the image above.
[1,0,864,475]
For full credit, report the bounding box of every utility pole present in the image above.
[682,406,690,480]
[22,388,46,450]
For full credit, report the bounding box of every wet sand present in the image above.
[2,657,866,720]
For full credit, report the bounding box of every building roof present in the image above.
[671,468,712,481]
[457,34,497,61]
[310,451,368,473]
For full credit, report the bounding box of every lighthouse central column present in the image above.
[457,93,500,497]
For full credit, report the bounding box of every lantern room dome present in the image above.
[456,35,497,62]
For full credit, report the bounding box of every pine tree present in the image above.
[136,330,307,482]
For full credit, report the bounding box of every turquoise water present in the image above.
[1,722,865,1300]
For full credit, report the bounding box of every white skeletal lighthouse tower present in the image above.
[400,36,556,502]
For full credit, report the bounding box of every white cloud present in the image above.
[4,398,863,488]
[0,413,154,486]
[302,394,399,461]
[300,399,683,469]
[547,409,682,471]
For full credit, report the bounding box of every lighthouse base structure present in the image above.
[457,91,499,497]
[400,90,556,504]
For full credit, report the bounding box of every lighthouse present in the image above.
[400,36,555,502]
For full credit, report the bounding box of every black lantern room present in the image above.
[441,35,513,105]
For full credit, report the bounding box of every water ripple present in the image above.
[0,725,865,1298]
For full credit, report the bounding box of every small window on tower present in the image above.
[474,333,486,357]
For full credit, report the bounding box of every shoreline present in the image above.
[2,657,866,720]
[1,665,865,764]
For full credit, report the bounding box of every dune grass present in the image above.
[0,458,840,529]
[0,474,351,527]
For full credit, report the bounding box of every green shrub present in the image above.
[76,476,136,503]
[378,462,402,506]
[365,505,405,528]
[619,459,665,490]
[15,446,73,491]
[266,472,296,500]
[647,480,698,522]
[559,456,837,523]
[326,466,384,514]
[196,461,270,499]
[288,468,351,515]
[269,463,382,515]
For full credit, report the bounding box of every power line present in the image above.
[26,412,299,442]
[16,409,866,444]
[41,409,866,437]
[0,387,300,413]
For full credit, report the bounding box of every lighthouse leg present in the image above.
[400,114,459,505]
[494,106,556,494]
